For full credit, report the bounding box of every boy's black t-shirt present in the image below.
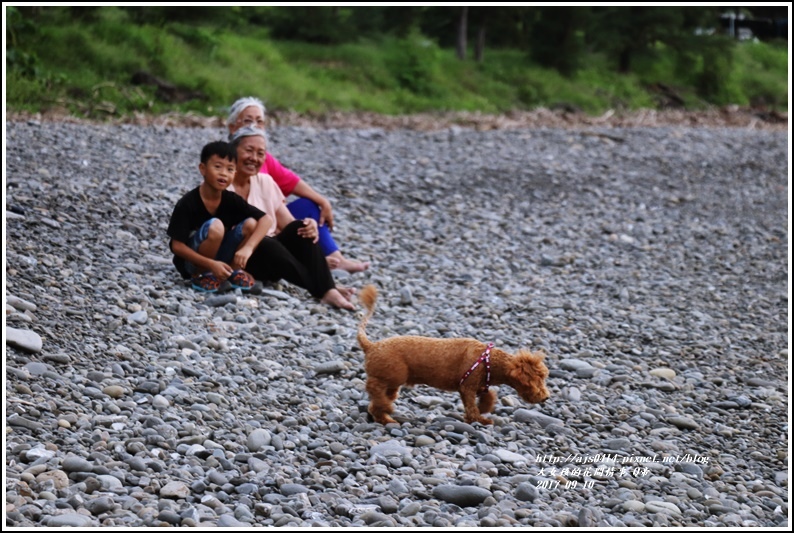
[167,186,266,278]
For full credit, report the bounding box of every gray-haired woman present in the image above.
[228,127,355,310]
[227,96,369,273]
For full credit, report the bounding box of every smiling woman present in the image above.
[227,96,370,273]
[226,126,356,310]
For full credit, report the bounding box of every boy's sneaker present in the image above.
[191,272,222,293]
[228,269,255,291]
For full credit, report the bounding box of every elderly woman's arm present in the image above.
[265,153,334,231]
[290,181,333,231]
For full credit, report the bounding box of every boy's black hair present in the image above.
[200,141,237,164]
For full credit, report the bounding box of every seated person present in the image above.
[166,140,269,293]
[227,96,369,273]
[229,126,355,310]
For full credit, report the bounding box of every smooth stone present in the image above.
[432,485,491,507]
[7,327,43,353]
[158,510,182,525]
[217,515,246,527]
[7,295,37,312]
[650,368,676,380]
[667,416,699,430]
[315,361,346,375]
[515,482,539,503]
[247,428,272,452]
[280,484,309,496]
[370,440,409,458]
[127,310,148,324]
[204,294,238,307]
[605,438,631,450]
[514,409,564,428]
[47,513,96,527]
[621,500,646,512]
[493,449,528,464]
[160,481,190,499]
[152,395,170,408]
[414,436,435,447]
[559,359,594,371]
[62,456,94,472]
[646,501,682,516]
[85,496,115,515]
[35,470,69,489]
[97,475,124,491]
[102,385,125,398]
[25,362,50,376]
[7,415,43,431]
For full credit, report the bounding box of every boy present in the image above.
[167,140,274,292]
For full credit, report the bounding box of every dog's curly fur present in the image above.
[356,285,550,425]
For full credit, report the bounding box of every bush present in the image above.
[696,36,740,104]
[384,32,441,95]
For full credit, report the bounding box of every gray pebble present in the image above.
[3,120,786,528]
[432,485,491,507]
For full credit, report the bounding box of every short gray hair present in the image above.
[226,96,266,128]
[229,125,268,149]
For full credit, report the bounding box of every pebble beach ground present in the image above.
[4,112,789,527]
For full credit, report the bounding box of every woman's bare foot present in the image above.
[328,251,370,274]
[339,257,370,273]
[337,285,356,301]
[321,288,355,310]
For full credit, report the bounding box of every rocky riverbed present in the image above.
[4,118,789,527]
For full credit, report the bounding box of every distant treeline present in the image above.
[11,5,789,77]
[6,6,788,117]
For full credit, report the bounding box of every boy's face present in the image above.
[199,154,236,192]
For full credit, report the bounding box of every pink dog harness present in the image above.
[459,343,493,396]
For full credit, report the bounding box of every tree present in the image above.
[528,7,587,76]
[587,6,718,73]
[456,6,468,60]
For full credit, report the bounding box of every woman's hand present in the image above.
[232,246,254,270]
[317,198,334,231]
[297,218,319,243]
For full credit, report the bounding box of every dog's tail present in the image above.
[357,284,377,353]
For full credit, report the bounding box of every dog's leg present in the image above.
[367,379,398,425]
[477,389,497,415]
[460,390,493,425]
[386,388,400,402]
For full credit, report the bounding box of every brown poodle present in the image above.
[356,285,550,425]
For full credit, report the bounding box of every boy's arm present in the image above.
[232,213,274,270]
[171,239,233,280]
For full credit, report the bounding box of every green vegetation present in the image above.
[6,6,788,119]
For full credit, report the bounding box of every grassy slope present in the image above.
[5,8,789,119]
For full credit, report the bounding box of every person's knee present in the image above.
[241,217,257,238]
[283,219,304,236]
[288,198,321,221]
[206,218,226,241]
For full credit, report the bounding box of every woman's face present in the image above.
[235,135,267,177]
[231,105,266,134]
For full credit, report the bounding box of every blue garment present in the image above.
[185,218,247,276]
[287,197,339,256]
